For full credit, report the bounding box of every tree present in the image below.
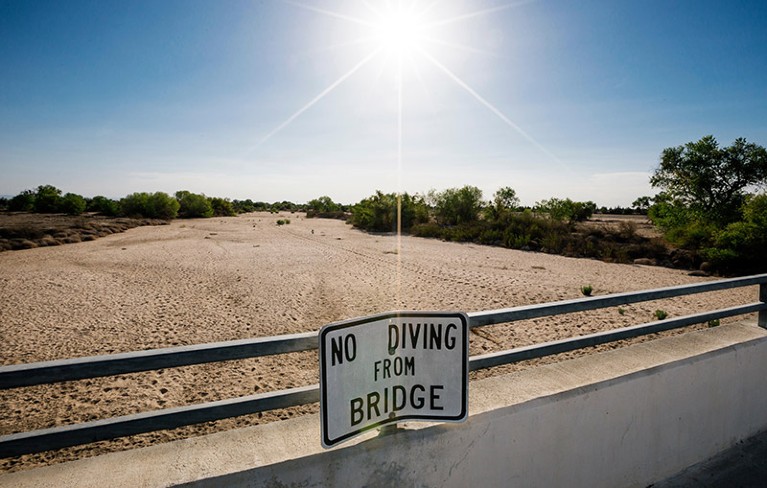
[349,191,428,232]
[486,186,520,221]
[307,196,340,214]
[534,198,595,223]
[88,196,120,216]
[120,192,179,219]
[705,193,767,273]
[210,197,236,217]
[9,190,36,212]
[34,184,62,213]
[175,190,213,218]
[650,136,767,224]
[493,187,520,211]
[60,193,86,215]
[430,185,484,226]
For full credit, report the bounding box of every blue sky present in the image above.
[1,0,765,207]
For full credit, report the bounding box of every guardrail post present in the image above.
[760,282,767,329]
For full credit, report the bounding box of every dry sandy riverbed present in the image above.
[0,212,758,472]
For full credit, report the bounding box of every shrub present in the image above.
[176,191,213,218]
[210,197,237,217]
[306,196,341,216]
[9,190,36,212]
[534,198,596,223]
[429,185,483,226]
[120,192,179,219]
[60,193,87,215]
[33,184,62,213]
[350,191,429,232]
[703,194,767,273]
[580,285,593,296]
[654,309,668,320]
[88,196,120,216]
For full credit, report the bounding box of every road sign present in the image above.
[319,311,469,448]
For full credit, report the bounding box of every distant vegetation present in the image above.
[0,185,301,220]
[346,185,665,266]
[2,135,763,274]
[340,136,767,275]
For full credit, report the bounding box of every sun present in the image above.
[371,5,427,57]
[259,1,556,164]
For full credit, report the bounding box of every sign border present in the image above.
[319,311,469,448]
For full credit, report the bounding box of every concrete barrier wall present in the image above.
[4,321,767,488]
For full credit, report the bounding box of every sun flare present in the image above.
[371,6,427,56]
[259,1,556,166]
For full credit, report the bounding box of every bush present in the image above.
[9,190,36,212]
[350,191,429,232]
[120,192,179,219]
[88,196,120,216]
[307,196,341,216]
[429,186,483,226]
[210,197,237,217]
[534,198,596,223]
[33,185,62,213]
[60,193,87,215]
[703,194,767,273]
[176,191,213,218]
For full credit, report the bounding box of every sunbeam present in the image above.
[426,1,536,29]
[255,48,381,147]
[282,0,374,29]
[417,47,566,168]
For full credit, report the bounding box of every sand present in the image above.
[0,212,758,472]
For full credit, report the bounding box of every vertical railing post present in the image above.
[760,281,767,329]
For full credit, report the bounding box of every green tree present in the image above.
[9,190,36,212]
[175,190,213,218]
[60,193,87,215]
[34,184,62,213]
[350,191,428,232]
[493,187,520,212]
[120,192,179,219]
[534,198,595,223]
[430,185,484,226]
[307,196,340,214]
[650,136,767,225]
[705,194,767,273]
[88,196,120,216]
[210,197,237,216]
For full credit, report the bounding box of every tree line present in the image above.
[337,135,767,274]
[0,186,313,219]
[3,135,764,273]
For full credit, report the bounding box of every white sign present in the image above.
[319,311,469,448]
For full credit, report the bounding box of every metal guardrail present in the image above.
[1,274,766,458]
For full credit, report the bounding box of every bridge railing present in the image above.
[2,273,766,458]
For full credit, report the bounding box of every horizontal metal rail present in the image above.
[469,273,767,327]
[1,274,765,458]
[2,274,765,390]
[2,302,766,458]
[469,302,767,371]
[0,332,317,390]
[0,386,319,459]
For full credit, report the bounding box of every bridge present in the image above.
[1,274,766,486]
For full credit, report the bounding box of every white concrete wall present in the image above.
[4,321,767,488]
